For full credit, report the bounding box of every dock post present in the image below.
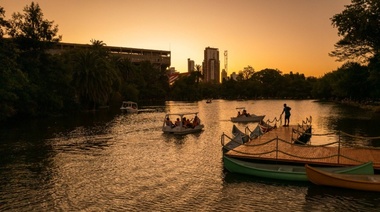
[338,131,341,164]
[276,136,279,160]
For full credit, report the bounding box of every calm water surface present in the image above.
[1,100,380,211]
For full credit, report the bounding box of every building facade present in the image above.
[187,58,195,72]
[221,69,227,81]
[48,42,171,71]
[202,47,220,83]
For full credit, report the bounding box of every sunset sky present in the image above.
[2,0,352,77]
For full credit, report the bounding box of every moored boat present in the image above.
[305,164,380,192]
[162,112,204,135]
[223,155,374,181]
[230,107,265,123]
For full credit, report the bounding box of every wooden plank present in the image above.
[225,126,380,169]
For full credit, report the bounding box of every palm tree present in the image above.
[72,48,117,110]
[194,64,203,84]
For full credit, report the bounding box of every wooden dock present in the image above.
[223,125,380,170]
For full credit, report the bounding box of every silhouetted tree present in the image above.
[72,40,118,109]
[330,0,380,64]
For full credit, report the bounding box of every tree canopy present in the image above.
[330,0,380,63]
[7,2,61,42]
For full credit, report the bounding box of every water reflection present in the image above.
[305,185,380,211]
[2,100,380,211]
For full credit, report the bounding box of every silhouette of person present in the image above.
[281,103,291,126]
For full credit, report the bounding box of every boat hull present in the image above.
[120,101,138,113]
[306,164,380,192]
[162,125,204,135]
[230,115,265,123]
[223,156,374,181]
[120,108,138,113]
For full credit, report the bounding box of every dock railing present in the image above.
[221,116,380,165]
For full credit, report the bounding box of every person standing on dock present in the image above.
[281,103,291,126]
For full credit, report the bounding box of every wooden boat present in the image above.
[305,164,380,192]
[162,112,204,135]
[206,99,212,103]
[120,101,138,113]
[223,155,374,181]
[230,107,265,123]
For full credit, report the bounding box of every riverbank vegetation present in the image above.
[1,0,379,122]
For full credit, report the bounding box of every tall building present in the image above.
[202,47,220,83]
[187,58,195,72]
[221,69,228,81]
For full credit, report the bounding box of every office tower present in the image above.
[202,47,220,83]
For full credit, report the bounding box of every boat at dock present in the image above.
[223,155,374,181]
[306,164,380,192]
[221,116,380,170]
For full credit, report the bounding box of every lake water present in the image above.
[1,99,380,211]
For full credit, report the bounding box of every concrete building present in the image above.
[48,42,171,71]
[221,69,228,82]
[187,58,195,72]
[202,47,220,83]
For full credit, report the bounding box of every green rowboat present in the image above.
[223,155,374,181]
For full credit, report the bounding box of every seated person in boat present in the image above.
[175,118,181,126]
[185,118,193,128]
[192,115,200,127]
[242,109,250,117]
[165,118,175,128]
[237,111,241,117]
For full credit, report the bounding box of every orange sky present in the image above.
[2,0,352,77]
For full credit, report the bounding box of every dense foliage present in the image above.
[1,0,380,123]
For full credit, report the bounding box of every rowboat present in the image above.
[223,155,374,181]
[120,101,138,113]
[232,125,250,143]
[162,112,204,135]
[305,164,380,192]
[230,107,265,123]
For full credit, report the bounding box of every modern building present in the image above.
[202,47,220,83]
[221,69,228,81]
[187,58,195,72]
[48,42,171,71]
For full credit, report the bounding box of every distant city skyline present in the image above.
[2,0,352,77]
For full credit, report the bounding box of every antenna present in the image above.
[224,50,228,73]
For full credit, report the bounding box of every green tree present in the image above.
[252,69,283,98]
[330,0,380,63]
[112,57,140,102]
[194,64,203,84]
[241,65,255,80]
[3,2,70,118]
[0,6,28,121]
[137,61,169,101]
[7,2,61,44]
[72,40,119,109]
[333,62,369,100]
[0,6,9,37]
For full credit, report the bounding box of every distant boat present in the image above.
[223,155,374,181]
[162,112,204,135]
[120,101,138,113]
[206,99,212,104]
[306,164,380,192]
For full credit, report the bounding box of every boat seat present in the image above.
[278,167,293,172]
